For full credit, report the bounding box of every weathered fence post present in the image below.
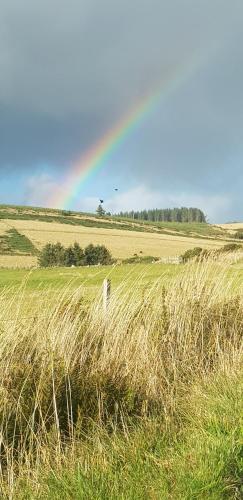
[103,278,111,313]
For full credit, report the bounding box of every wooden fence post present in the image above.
[103,279,111,313]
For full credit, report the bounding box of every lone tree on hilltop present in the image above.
[96,204,106,217]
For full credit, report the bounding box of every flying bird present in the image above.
[99,199,104,204]
[114,188,118,191]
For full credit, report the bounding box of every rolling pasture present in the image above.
[0,206,242,498]
[216,221,243,233]
[0,204,233,268]
[3,219,228,260]
[0,257,242,498]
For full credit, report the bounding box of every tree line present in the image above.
[116,207,206,223]
[38,242,113,267]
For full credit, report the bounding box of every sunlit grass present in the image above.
[0,258,241,498]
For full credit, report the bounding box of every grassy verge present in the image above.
[0,260,241,498]
[14,369,242,499]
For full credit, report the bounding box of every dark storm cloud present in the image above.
[0,0,243,206]
[0,104,112,168]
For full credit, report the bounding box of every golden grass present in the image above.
[6,219,226,259]
[216,222,243,232]
[0,221,11,235]
[0,259,242,495]
[0,255,37,268]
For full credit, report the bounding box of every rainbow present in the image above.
[50,50,212,209]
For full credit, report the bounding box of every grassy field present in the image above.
[0,255,37,268]
[0,204,229,237]
[0,262,180,289]
[0,204,236,268]
[0,258,242,498]
[115,216,227,237]
[0,218,229,265]
[0,263,182,320]
[1,258,243,294]
[216,222,243,234]
[0,205,242,497]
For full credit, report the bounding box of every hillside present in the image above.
[216,222,243,233]
[0,204,233,268]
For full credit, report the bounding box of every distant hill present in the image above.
[0,204,231,268]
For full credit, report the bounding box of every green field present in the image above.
[0,262,180,290]
[1,258,243,291]
[0,264,183,324]
[0,207,242,498]
[1,260,243,326]
[0,258,241,498]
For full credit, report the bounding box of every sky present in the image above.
[0,0,243,222]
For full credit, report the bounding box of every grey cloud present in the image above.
[1,0,241,117]
[0,104,112,168]
[0,0,243,220]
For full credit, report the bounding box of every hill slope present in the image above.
[0,204,233,268]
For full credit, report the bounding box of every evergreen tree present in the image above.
[96,204,106,217]
[73,242,85,266]
[39,242,113,268]
[64,246,76,266]
[84,244,112,265]
[54,242,65,265]
[116,207,206,223]
[38,242,65,267]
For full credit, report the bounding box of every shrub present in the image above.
[218,243,242,253]
[39,242,113,267]
[234,230,243,240]
[123,255,159,264]
[63,246,76,267]
[73,241,85,266]
[61,210,72,216]
[84,244,113,265]
[63,243,86,266]
[38,242,65,267]
[181,247,205,263]
[181,243,243,263]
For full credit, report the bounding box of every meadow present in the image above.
[0,258,242,498]
[0,206,242,498]
[0,204,233,269]
[0,218,229,268]
[0,205,229,238]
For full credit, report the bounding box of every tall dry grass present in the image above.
[0,259,242,495]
